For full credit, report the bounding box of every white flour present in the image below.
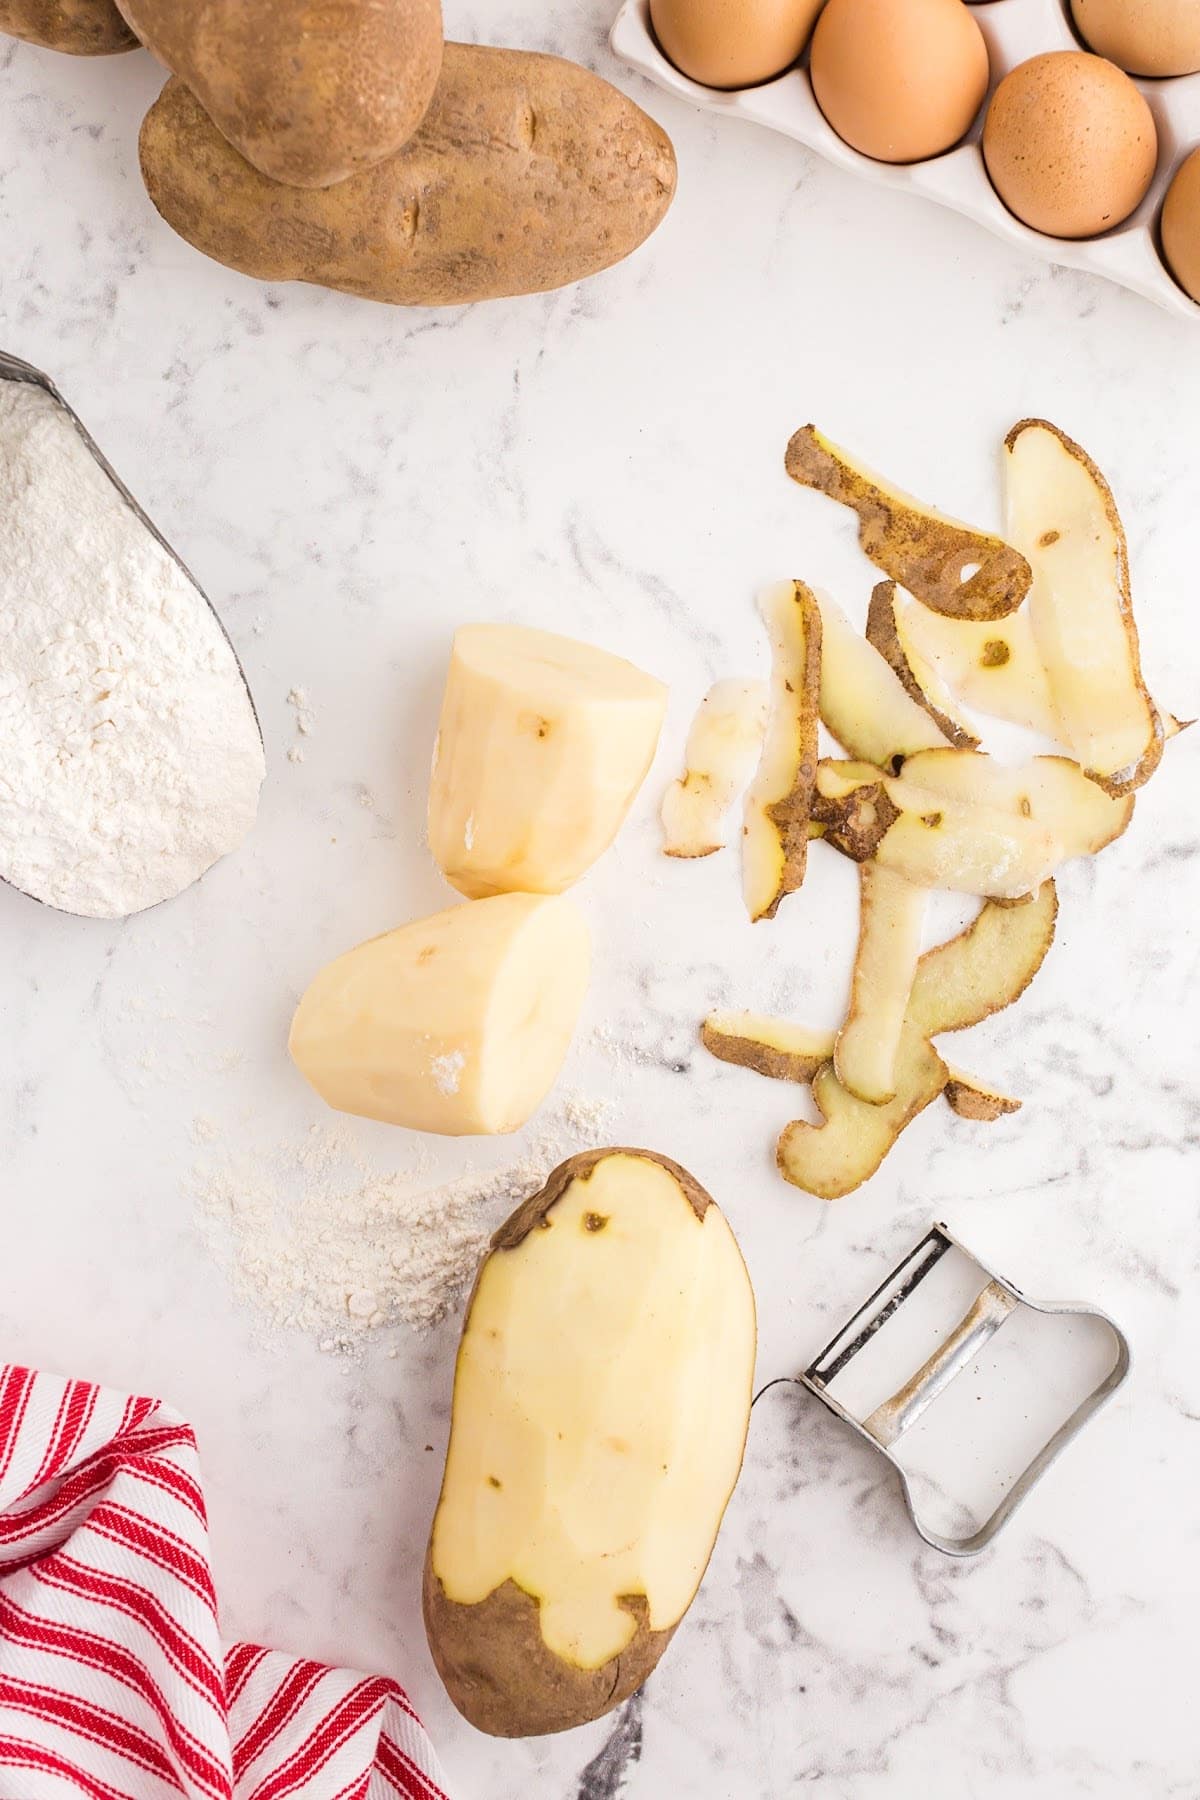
[0,380,265,918]
[193,1094,613,1355]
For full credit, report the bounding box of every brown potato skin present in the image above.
[424,1149,720,1737]
[0,0,135,53]
[138,47,677,306]
[117,0,442,187]
[865,580,979,750]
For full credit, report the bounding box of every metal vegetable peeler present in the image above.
[798,1223,1131,1556]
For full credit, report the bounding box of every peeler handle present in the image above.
[862,1279,1017,1448]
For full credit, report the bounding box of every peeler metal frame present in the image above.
[798,1222,1131,1556]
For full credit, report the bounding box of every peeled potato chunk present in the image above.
[429,624,667,898]
[834,865,928,1105]
[786,425,1030,621]
[883,582,1062,740]
[816,589,951,767]
[742,582,822,921]
[424,1148,756,1736]
[661,678,768,858]
[289,893,589,1135]
[1004,419,1162,795]
[898,749,1133,858]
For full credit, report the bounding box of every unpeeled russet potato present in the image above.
[118,0,442,188]
[139,46,678,306]
[0,0,134,52]
[428,624,667,898]
[288,893,589,1135]
[424,1147,756,1736]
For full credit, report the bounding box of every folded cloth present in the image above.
[0,1366,452,1800]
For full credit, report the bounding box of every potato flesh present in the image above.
[834,866,928,1104]
[430,1154,755,1668]
[429,624,666,898]
[1005,420,1161,793]
[907,880,1058,1036]
[661,679,768,857]
[778,1027,948,1199]
[288,893,589,1134]
[742,583,821,921]
[891,588,1062,739]
[701,1012,835,1083]
[898,749,1133,858]
[816,590,950,766]
[874,771,1059,898]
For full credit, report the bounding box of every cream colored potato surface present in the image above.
[429,1151,756,1670]
[661,677,768,858]
[816,589,950,766]
[834,865,928,1104]
[288,892,589,1135]
[742,582,820,921]
[891,588,1061,739]
[428,623,667,898]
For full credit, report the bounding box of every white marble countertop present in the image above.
[2,7,1199,1796]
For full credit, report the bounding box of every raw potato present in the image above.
[742,582,821,921]
[429,624,667,898]
[814,761,1061,899]
[117,0,443,187]
[944,1066,1021,1121]
[701,1012,834,1084]
[882,581,1062,739]
[661,679,768,858]
[834,865,928,1105]
[139,48,678,306]
[288,893,589,1135]
[785,426,1030,621]
[776,885,1057,1194]
[816,589,950,767]
[898,749,1133,858]
[424,1148,756,1737]
[0,0,135,52]
[1005,419,1162,795]
[865,581,979,749]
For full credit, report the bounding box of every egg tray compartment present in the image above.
[610,0,1200,319]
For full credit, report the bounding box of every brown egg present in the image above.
[809,0,989,165]
[1071,0,1200,79]
[983,53,1157,240]
[650,0,827,89]
[1161,148,1200,304]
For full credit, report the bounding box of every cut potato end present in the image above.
[908,880,1058,1037]
[742,582,821,921]
[943,1065,1022,1121]
[785,425,1030,621]
[289,892,589,1135]
[425,1148,755,1736]
[865,581,980,749]
[1005,419,1161,795]
[701,1011,835,1084]
[898,749,1133,859]
[777,1027,948,1199]
[428,623,667,898]
[661,678,768,858]
[815,588,951,766]
[890,586,1063,740]
[834,866,928,1104]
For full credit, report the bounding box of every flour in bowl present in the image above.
[0,378,265,918]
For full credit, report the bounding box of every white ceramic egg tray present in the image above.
[610,0,1200,319]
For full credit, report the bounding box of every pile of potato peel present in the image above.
[663,418,1187,1198]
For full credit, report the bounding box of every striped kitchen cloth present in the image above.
[0,1365,453,1800]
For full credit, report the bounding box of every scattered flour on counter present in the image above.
[193,1092,613,1355]
[0,380,265,917]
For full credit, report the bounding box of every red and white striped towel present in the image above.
[0,1366,453,1800]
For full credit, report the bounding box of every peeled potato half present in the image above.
[289,893,589,1135]
[429,624,667,898]
[424,1148,756,1736]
